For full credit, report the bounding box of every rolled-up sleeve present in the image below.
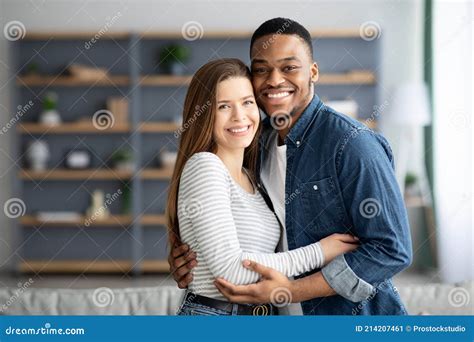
[321,128,412,302]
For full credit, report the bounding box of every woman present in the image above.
[166,58,358,316]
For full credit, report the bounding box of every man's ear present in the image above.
[310,61,319,83]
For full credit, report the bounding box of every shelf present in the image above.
[19,168,173,180]
[405,196,425,208]
[19,169,133,180]
[21,214,167,226]
[141,260,169,273]
[139,122,180,133]
[21,29,364,41]
[19,259,169,274]
[16,72,375,88]
[141,168,174,180]
[319,72,375,85]
[18,122,130,134]
[357,119,377,130]
[140,75,192,86]
[24,32,131,40]
[17,75,129,87]
[18,122,180,134]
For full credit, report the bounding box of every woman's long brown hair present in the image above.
[166,58,262,245]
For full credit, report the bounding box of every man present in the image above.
[169,17,412,315]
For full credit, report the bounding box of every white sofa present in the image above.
[0,282,472,315]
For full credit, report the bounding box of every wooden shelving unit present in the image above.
[17,75,129,87]
[19,168,173,180]
[138,122,180,133]
[17,122,180,134]
[19,259,169,274]
[12,29,381,275]
[18,122,130,134]
[21,214,166,226]
[17,72,376,87]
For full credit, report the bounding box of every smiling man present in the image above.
[169,17,412,315]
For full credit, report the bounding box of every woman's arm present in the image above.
[179,153,356,285]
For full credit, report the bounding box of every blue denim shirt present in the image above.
[256,94,412,315]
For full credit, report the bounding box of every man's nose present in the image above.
[266,69,285,88]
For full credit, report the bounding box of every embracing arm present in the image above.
[179,153,326,285]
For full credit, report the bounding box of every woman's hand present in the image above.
[319,233,359,265]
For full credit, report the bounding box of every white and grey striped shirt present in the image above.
[177,152,324,300]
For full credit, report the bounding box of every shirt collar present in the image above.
[286,93,322,145]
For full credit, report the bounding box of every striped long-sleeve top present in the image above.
[177,152,324,300]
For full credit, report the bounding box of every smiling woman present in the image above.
[165,58,359,316]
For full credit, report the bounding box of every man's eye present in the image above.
[253,68,267,74]
[284,65,298,72]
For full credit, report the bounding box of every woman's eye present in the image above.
[243,100,254,106]
[218,104,230,110]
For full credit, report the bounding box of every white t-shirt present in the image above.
[260,131,304,315]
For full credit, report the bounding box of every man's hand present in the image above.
[214,260,293,305]
[168,234,197,289]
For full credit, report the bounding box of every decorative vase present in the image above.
[39,109,61,126]
[26,140,50,171]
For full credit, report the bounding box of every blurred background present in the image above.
[0,0,472,315]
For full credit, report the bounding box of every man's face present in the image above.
[250,34,318,121]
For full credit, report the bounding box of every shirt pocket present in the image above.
[300,176,345,231]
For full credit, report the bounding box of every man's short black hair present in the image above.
[250,17,313,59]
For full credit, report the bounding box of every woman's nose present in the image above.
[231,106,246,121]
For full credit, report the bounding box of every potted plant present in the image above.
[110,149,133,171]
[39,92,61,126]
[158,43,190,75]
[404,172,418,197]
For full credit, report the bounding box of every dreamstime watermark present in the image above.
[0,278,34,314]
[84,189,122,226]
[181,21,204,41]
[3,20,26,41]
[84,11,122,49]
[364,100,389,128]
[359,21,381,41]
[359,198,381,219]
[174,100,211,138]
[183,197,203,221]
[1,101,34,135]
[92,109,115,130]
[448,109,471,131]
[270,111,292,131]
[92,287,115,307]
[4,198,26,218]
[5,322,85,336]
[448,287,470,308]
[269,287,292,307]
[285,188,301,206]
[352,279,392,315]
[260,19,292,49]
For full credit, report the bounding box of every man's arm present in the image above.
[168,233,197,288]
[321,128,412,302]
[214,260,336,304]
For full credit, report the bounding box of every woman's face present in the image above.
[213,77,260,152]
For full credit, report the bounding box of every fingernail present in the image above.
[243,260,251,267]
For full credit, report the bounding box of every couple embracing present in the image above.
[166,18,412,316]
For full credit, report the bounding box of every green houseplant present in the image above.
[158,43,190,75]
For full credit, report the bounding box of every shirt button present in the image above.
[313,185,318,190]
[296,140,301,146]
